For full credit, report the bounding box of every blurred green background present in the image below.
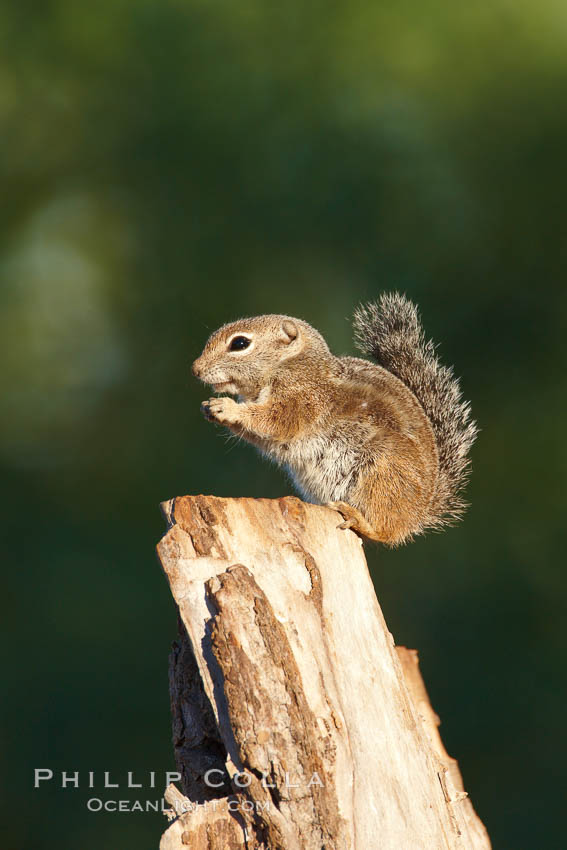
[2,1,566,848]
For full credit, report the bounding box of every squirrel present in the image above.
[192,293,477,546]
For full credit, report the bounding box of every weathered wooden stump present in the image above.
[157,495,490,850]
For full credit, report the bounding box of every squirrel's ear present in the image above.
[279,320,298,344]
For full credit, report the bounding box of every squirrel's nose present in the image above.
[191,359,202,378]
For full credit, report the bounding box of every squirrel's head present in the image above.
[192,314,330,399]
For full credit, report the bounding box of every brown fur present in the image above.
[192,299,476,546]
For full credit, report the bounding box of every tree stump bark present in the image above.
[156,495,491,850]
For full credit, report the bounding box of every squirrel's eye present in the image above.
[229,336,251,352]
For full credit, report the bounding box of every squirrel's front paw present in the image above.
[201,397,241,426]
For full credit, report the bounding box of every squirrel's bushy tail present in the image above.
[353,292,478,527]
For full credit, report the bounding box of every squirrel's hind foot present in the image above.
[325,501,383,543]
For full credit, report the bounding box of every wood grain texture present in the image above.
[157,495,491,850]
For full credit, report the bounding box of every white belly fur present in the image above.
[268,432,362,504]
